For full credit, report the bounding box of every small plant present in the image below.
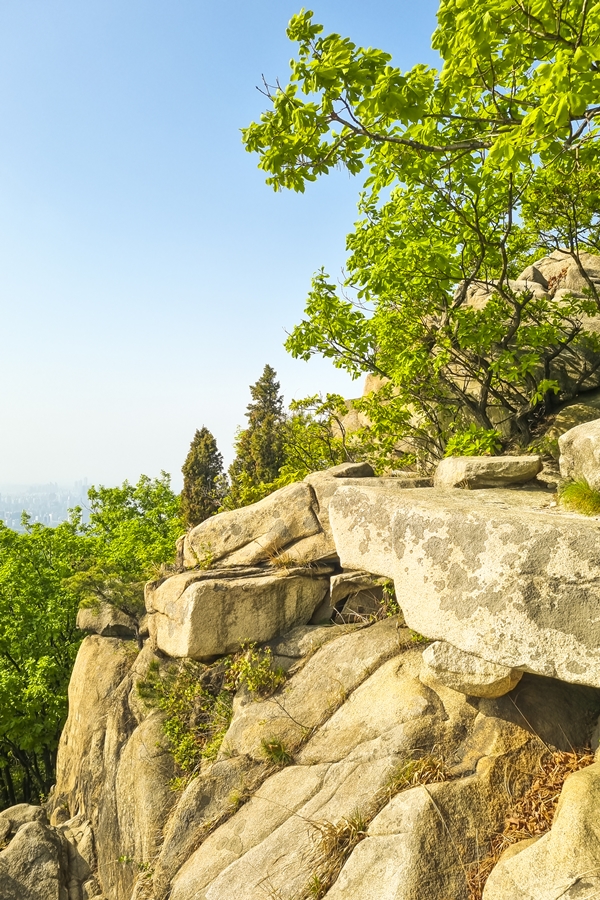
[379,580,402,618]
[260,736,294,767]
[558,479,600,516]
[227,643,286,697]
[191,541,215,570]
[383,754,451,801]
[444,425,502,458]
[409,630,429,644]
[303,810,369,898]
[137,658,234,786]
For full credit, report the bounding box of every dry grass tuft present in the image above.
[467,749,594,900]
[382,754,452,802]
[304,810,369,899]
[300,753,451,899]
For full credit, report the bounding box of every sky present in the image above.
[0,0,439,489]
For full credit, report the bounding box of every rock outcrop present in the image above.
[8,438,600,900]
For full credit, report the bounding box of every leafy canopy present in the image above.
[244,1,600,460]
[0,473,182,807]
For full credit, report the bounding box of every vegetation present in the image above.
[137,641,288,786]
[244,1,600,467]
[180,426,227,527]
[225,364,288,508]
[467,748,594,899]
[137,659,235,787]
[558,477,600,515]
[0,473,182,809]
[223,369,357,509]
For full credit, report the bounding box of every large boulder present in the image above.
[76,602,137,639]
[329,484,600,688]
[182,482,321,568]
[422,641,522,698]
[483,760,600,899]
[0,821,68,900]
[559,417,600,489]
[146,567,331,660]
[434,455,543,489]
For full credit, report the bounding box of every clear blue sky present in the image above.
[0,0,439,489]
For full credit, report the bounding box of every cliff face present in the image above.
[5,430,600,900]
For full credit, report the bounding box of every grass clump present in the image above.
[558,479,600,516]
[467,748,594,900]
[260,736,295,767]
[304,810,369,899]
[227,642,286,697]
[301,753,450,899]
[383,754,451,801]
[138,659,234,786]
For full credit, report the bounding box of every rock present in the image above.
[329,570,387,622]
[182,482,321,568]
[483,761,600,899]
[546,403,600,442]
[422,641,522,698]
[218,618,405,761]
[0,804,48,833]
[559,417,600,489]
[146,568,331,660]
[329,484,600,687]
[518,250,600,296]
[0,821,68,900]
[319,461,375,478]
[76,602,138,639]
[152,756,261,900]
[50,636,177,900]
[434,455,543,489]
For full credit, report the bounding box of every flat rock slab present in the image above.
[422,641,522,698]
[330,485,600,688]
[434,455,542,488]
[146,569,330,660]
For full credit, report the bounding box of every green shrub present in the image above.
[226,643,286,697]
[444,425,502,458]
[138,659,233,783]
[558,479,600,516]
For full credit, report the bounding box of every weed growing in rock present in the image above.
[383,754,451,801]
[304,810,369,899]
[409,630,429,644]
[467,748,594,900]
[379,580,401,618]
[137,659,234,786]
[227,643,286,697]
[558,479,600,516]
[260,736,294,767]
[300,753,450,899]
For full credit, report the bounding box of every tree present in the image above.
[226,365,287,507]
[243,2,600,462]
[181,428,227,527]
[0,473,183,808]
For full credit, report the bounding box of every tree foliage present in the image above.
[244,1,600,460]
[181,427,227,527]
[0,473,182,809]
[226,365,288,507]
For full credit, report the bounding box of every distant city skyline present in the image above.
[0,481,91,531]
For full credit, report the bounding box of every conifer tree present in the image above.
[181,427,226,527]
[227,365,287,507]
